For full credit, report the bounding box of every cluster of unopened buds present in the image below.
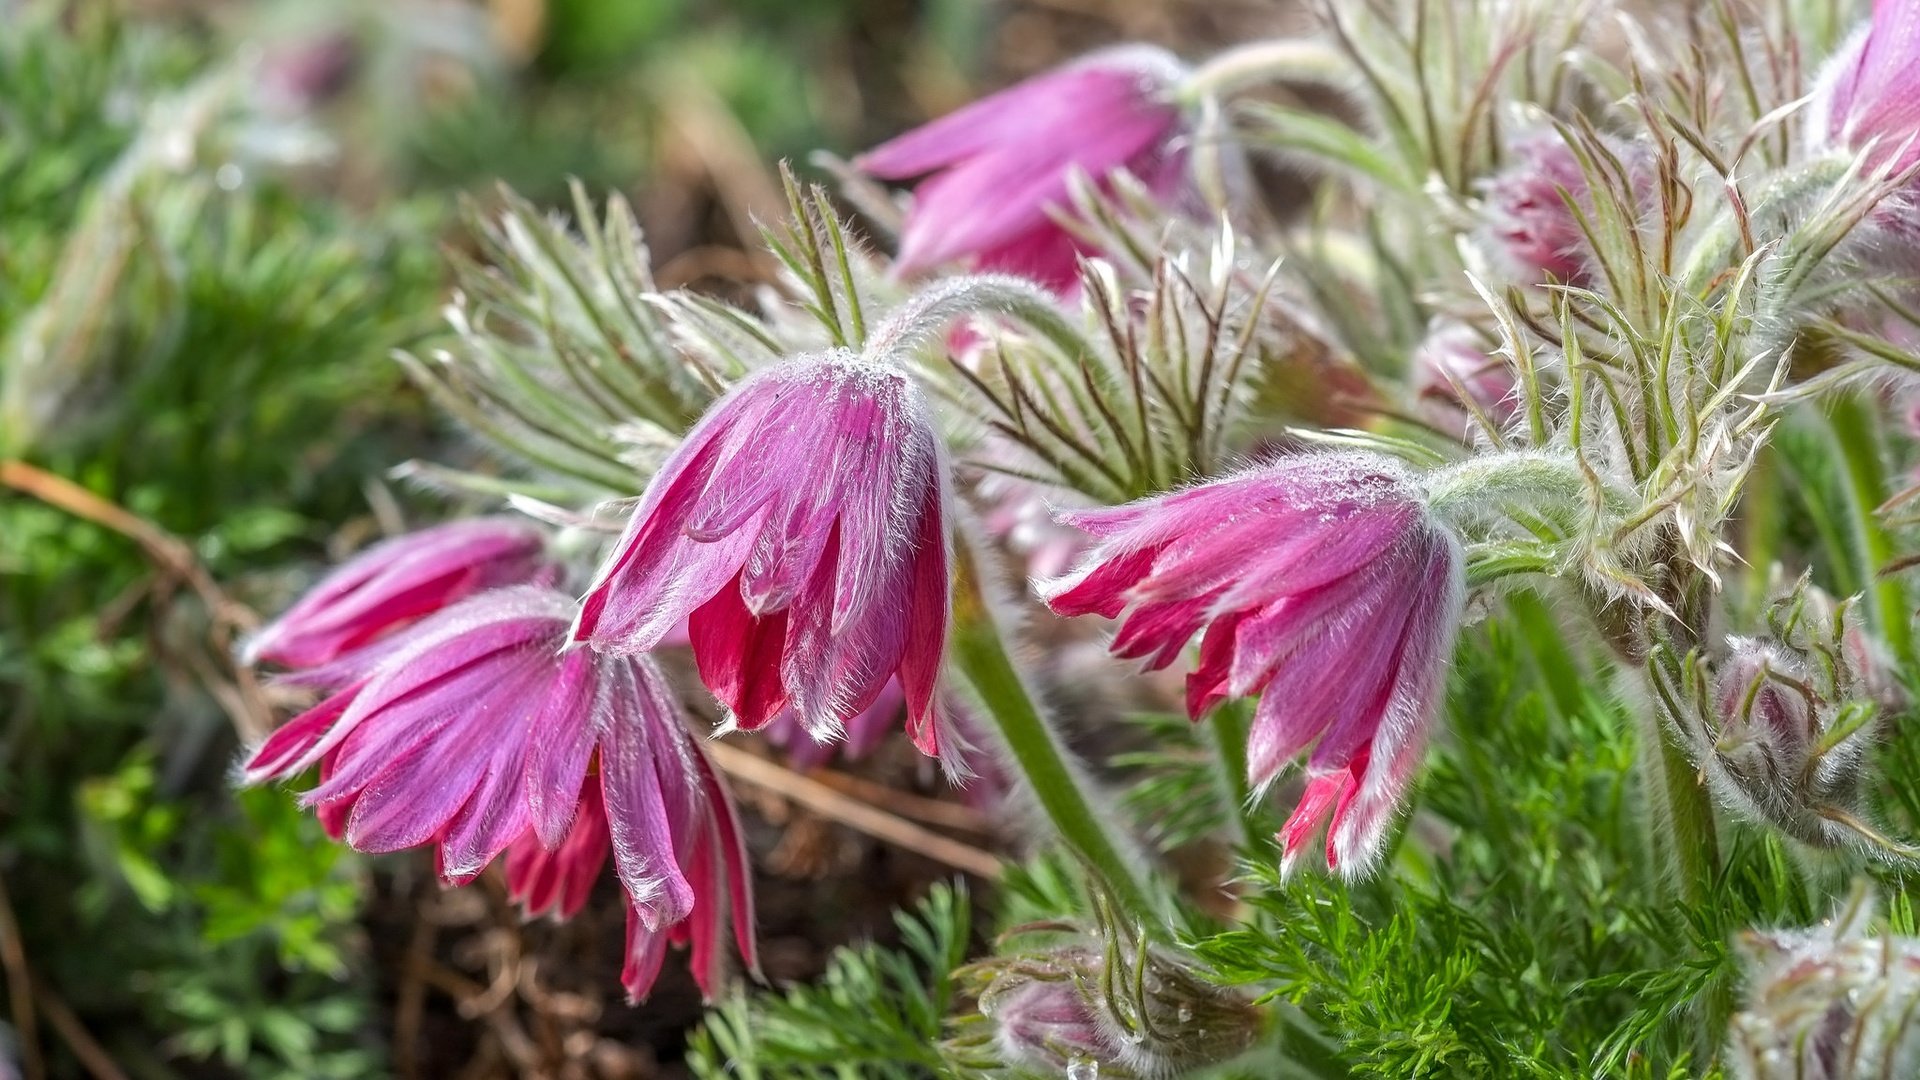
[228,0,1920,1062]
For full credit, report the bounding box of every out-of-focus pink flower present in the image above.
[1809,0,1920,176]
[242,518,546,669]
[856,46,1190,293]
[573,352,958,772]
[1041,453,1464,877]
[257,31,359,114]
[243,586,756,1001]
[762,679,906,771]
[1412,322,1518,433]
[1484,131,1648,286]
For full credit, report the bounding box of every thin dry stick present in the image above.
[0,875,45,1080]
[706,742,1003,880]
[802,767,994,835]
[31,978,129,1080]
[0,459,268,739]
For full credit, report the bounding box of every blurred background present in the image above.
[0,0,1287,1076]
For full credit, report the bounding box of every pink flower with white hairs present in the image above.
[573,352,958,771]
[1809,0,1920,176]
[242,586,756,1000]
[1041,453,1465,877]
[857,46,1190,293]
[242,518,546,669]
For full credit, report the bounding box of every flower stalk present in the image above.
[949,538,1158,929]
[1829,393,1914,668]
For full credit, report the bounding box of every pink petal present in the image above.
[690,575,793,730]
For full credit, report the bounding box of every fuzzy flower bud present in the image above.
[1714,638,1818,783]
[241,518,548,669]
[856,46,1190,293]
[573,351,959,773]
[1412,321,1518,435]
[948,940,1259,1079]
[1731,885,1920,1079]
[1483,130,1651,287]
[1042,452,1465,877]
[1683,583,1908,860]
[1807,0,1920,178]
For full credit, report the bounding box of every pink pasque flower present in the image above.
[243,586,756,1000]
[1809,0,1920,176]
[856,46,1190,293]
[1412,322,1518,432]
[242,518,546,669]
[1041,453,1465,877]
[573,352,958,771]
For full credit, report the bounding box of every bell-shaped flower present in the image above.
[1042,453,1465,877]
[241,586,756,1000]
[573,351,957,772]
[856,46,1190,293]
[1809,0,1920,177]
[241,518,547,669]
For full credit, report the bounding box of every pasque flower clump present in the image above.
[224,0,1920,1072]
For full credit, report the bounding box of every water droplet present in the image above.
[1176,1005,1194,1024]
[216,163,245,191]
[1066,1056,1099,1079]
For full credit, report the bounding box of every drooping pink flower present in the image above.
[1809,0,1920,177]
[573,352,958,772]
[242,518,546,669]
[242,586,756,1000]
[1412,321,1518,433]
[1041,453,1465,877]
[1484,131,1650,287]
[506,782,612,922]
[856,46,1190,293]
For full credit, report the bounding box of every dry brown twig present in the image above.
[706,742,1004,880]
[0,459,270,740]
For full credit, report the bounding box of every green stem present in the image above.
[949,546,1158,928]
[1632,662,1731,1062]
[1830,394,1914,667]
[1208,700,1260,852]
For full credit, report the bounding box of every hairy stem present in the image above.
[1208,700,1260,851]
[1829,394,1914,667]
[949,543,1159,928]
[1629,661,1731,1062]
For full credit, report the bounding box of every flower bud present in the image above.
[1482,130,1652,287]
[947,939,1259,1079]
[1412,321,1517,436]
[1713,639,1817,783]
[1731,884,1920,1080]
[1684,581,1909,860]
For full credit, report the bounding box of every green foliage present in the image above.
[686,883,973,1079]
[1181,617,1837,1079]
